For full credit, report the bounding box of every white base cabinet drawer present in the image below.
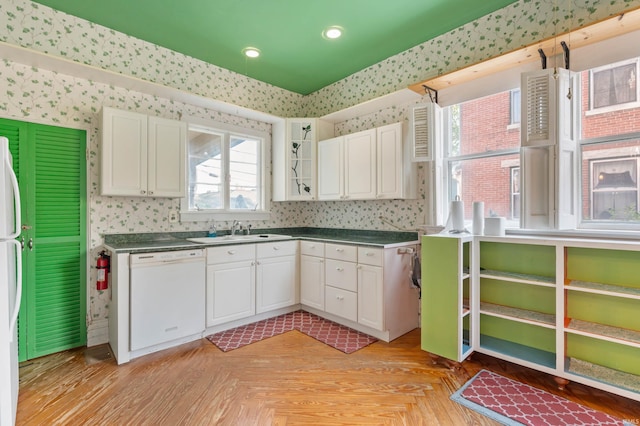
[325,285,357,322]
[358,247,383,266]
[325,243,357,262]
[325,259,357,291]
[257,240,297,258]
[207,244,255,264]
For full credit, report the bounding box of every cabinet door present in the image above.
[377,123,403,199]
[300,255,325,310]
[345,129,376,199]
[206,261,255,326]
[357,264,384,330]
[147,116,186,197]
[101,107,147,196]
[317,136,344,200]
[256,255,297,313]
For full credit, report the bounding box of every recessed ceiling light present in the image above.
[242,47,261,58]
[323,26,343,40]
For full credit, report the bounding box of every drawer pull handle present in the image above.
[227,250,236,255]
[273,246,280,250]
[366,252,374,256]
[336,267,343,272]
[336,295,344,300]
[336,248,344,252]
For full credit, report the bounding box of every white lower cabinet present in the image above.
[256,241,298,314]
[300,242,419,342]
[300,241,325,310]
[206,241,298,327]
[206,245,256,327]
[357,263,384,330]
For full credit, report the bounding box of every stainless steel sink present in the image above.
[187,234,292,244]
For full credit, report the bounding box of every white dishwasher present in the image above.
[129,249,205,351]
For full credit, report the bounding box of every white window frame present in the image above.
[180,119,271,222]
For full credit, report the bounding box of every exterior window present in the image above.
[589,59,638,111]
[510,89,521,125]
[580,56,640,228]
[444,90,521,228]
[184,124,266,218]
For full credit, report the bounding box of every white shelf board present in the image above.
[480,269,556,287]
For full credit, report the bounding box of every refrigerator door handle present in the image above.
[4,148,22,239]
[8,239,22,341]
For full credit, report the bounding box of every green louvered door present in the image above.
[0,118,87,361]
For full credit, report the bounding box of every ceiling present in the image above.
[31,0,517,95]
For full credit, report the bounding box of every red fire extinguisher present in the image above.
[96,250,110,290]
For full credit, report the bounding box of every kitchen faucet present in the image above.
[231,220,242,236]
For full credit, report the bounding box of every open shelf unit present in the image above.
[563,243,640,399]
[421,234,473,362]
[421,234,640,402]
[474,239,558,373]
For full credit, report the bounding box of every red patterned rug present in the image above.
[205,310,377,354]
[452,370,631,426]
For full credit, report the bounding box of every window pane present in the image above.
[592,63,637,109]
[581,140,640,222]
[449,90,521,157]
[188,131,223,210]
[449,153,520,227]
[229,136,259,210]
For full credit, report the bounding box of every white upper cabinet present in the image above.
[376,122,404,199]
[318,122,413,201]
[345,128,377,200]
[272,118,334,201]
[101,107,186,197]
[318,135,345,200]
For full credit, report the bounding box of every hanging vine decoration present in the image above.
[292,124,312,195]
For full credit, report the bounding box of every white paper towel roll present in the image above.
[450,199,465,232]
[472,202,484,235]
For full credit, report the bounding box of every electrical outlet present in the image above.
[168,211,179,223]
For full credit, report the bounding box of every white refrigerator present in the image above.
[0,136,22,426]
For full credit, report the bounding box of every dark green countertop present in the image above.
[103,227,419,253]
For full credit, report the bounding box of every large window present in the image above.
[182,122,267,220]
[580,57,640,228]
[443,90,521,228]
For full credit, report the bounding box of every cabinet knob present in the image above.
[140,190,146,195]
[336,267,343,272]
[148,191,153,195]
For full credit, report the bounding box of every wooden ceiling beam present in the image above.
[409,6,640,94]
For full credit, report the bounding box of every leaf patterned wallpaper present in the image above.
[1,0,638,341]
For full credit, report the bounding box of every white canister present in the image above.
[484,217,506,236]
[472,202,484,235]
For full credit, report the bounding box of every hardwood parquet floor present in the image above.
[16,329,640,425]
